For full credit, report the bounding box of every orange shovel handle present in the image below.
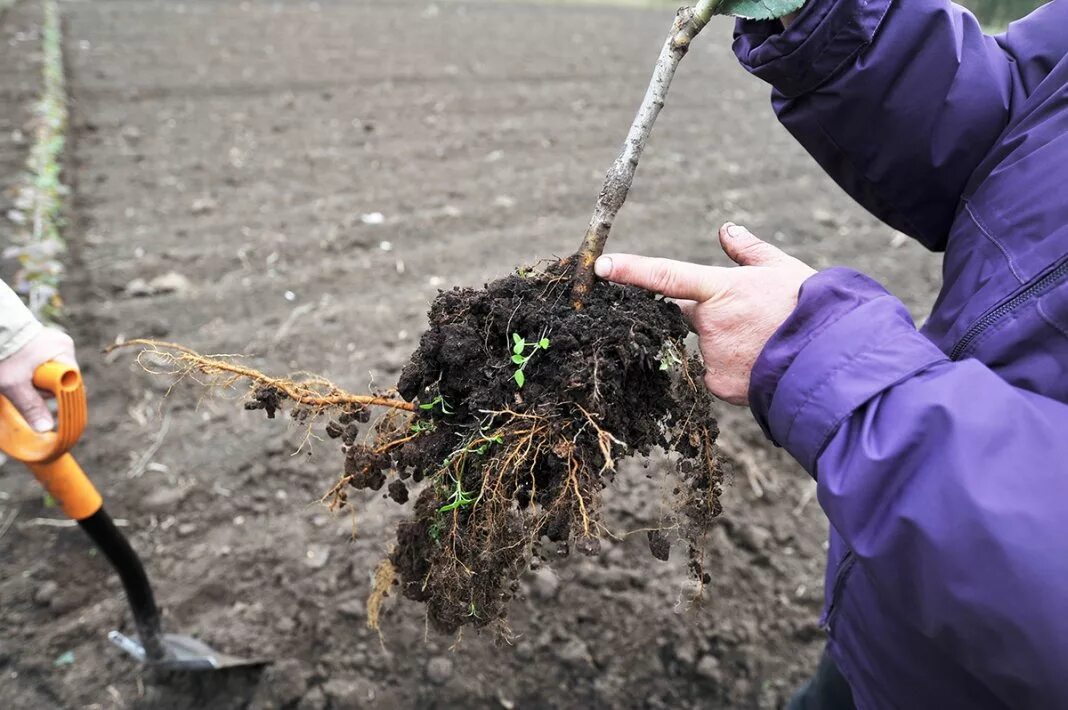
[0,362,101,520]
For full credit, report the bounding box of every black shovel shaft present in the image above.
[78,508,165,661]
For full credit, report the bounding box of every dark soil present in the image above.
[322,264,724,633]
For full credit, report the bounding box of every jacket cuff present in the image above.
[732,0,892,98]
[749,268,948,473]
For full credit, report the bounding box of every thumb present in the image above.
[719,223,791,267]
[4,381,54,432]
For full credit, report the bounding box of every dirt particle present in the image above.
[527,567,560,601]
[695,654,723,683]
[387,479,409,504]
[647,530,671,561]
[337,597,366,619]
[426,656,453,684]
[303,544,330,569]
[33,580,58,607]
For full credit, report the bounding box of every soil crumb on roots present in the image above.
[317,263,725,635]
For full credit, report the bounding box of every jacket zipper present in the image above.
[821,550,856,634]
[950,258,1068,361]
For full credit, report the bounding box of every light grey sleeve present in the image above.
[0,280,42,360]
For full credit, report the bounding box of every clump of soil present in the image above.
[313,263,724,634]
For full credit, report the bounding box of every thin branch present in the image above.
[570,0,720,308]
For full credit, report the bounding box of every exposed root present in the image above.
[367,557,398,634]
[106,339,416,413]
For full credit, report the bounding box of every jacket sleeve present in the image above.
[732,0,1068,250]
[750,268,1068,706]
[0,280,41,360]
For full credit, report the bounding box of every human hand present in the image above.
[0,327,78,431]
[595,223,815,406]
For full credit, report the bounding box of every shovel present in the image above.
[0,361,266,671]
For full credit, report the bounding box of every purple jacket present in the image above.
[734,1,1068,707]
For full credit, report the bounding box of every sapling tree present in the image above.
[569,0,804,308]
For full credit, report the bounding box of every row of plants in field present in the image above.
[4,0,67,322]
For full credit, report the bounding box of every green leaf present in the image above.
[714,0,805,21]
[513,370,525,388]
[512,333,524,354]
[538,338,550,350]
[511,353,526,364]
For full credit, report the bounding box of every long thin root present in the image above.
[106,338,416,412]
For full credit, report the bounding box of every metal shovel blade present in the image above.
[109,630,268,671]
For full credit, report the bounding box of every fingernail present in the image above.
[726,223,748,239]
[594,256,613,278]
[31,417,53,433]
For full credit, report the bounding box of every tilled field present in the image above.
[0,0,940,708]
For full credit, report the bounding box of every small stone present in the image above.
[33,580,59,607]
[696,654,722,682]
[528,567,559,601]
[123,278,153,297]
[148,271,192,295]
[141,486,186,513]
[303,544,330,569]
[556,638,590,665]
[176,523,197,537]
[190,196,217,215]
[811,208,836,226]
[426,656,452,684]
[673,640,698,666]
[337,597,365,619]
[361,212,385,225]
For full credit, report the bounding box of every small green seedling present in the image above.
[657,341,683,372]
[419,394,453,414]
[410,419,436,434]
[510,332,550,388]
[438,472,480,513]
[470,433,504,456]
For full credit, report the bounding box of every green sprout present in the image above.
[419,394,453,414]
[410,419,436,434]
[470,433,504,456]
[438,472,479,513]
[467,602,480,619]
[657,341,683,372]
[510,332,550,388]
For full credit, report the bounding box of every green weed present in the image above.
[510,332,550,388]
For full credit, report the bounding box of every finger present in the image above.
[719,223,792,267]
[595,254,722,301]
[4,381,54,432]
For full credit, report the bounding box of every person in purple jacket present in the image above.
[595,0,1068,707]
